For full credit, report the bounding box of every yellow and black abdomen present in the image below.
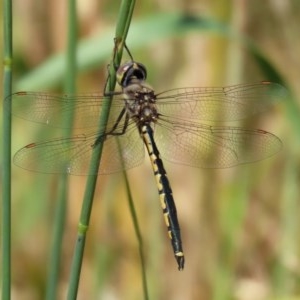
[141,124,185,270]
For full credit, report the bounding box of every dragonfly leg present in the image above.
[110,38,134,72]
[93,108,129,147]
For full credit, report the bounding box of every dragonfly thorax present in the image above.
[123,81,158,125]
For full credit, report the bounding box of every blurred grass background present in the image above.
[1,0,300,299]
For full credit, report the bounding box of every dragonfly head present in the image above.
[117,61,147,87]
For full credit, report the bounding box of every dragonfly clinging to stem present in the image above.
[9,46,286,270]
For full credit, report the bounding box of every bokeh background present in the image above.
[1,1,300,299]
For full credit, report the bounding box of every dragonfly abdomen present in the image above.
[141,124,185,270]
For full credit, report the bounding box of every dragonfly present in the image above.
[9,57,286,270]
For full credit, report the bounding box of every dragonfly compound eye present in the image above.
[117,61,147,87]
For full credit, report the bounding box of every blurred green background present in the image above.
[1,1,300,299]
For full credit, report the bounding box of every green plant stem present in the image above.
[46,1,77,299]
[115,134,149,298]
[45,180,68,300]
[123,170,149,300]
[67,1,136,298]
[2,0,13,299]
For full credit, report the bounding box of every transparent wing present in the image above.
[8,91,125,128]
[155,117,282,168]
[10,81,285,173]
[156,82,287,121]
[13,122,144,175]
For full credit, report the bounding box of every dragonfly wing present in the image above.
[13,134,96,174]
[156,82,287,121]
[99,124,144,174]
[8,91,125,129]
[13,123,144,175]
[155,119,282,168]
